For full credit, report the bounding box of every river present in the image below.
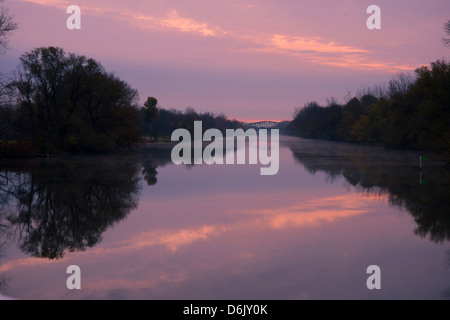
[0,136,449,299]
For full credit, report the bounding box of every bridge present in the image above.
[243,121,281,129]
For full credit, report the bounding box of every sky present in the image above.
[1,0,449,122]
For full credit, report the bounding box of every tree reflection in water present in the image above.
[285,137,450,300]
[0,139,449,298]
[0,146,172,260]
[286,138,450,244]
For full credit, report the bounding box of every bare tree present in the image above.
[388,73,415,98]
[326,96,339,107]
[0,0,17,53]
[443,20,450,47]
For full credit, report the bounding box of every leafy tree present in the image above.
[291,102,322,138]
[360,94,378,108]
[409,60,450,150]
[350,99,388,144]
[8,47,140,154]
[291,101,343,141]
[143,97,158,121]
[141,96,159,137]
[336,97,363,141]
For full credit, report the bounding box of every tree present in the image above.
[409,60,450,150]
[8,47,140,154]
[388,73,415,98]
[0,73,15,144]
[0,0,17,53]
[0,0,17,151]
[360,94,378,107]
[443,20,450,47]
[144,97,158,120]
[142,96,158,136]
[336,97,363,141]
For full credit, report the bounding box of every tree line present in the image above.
[140,104,243,139]
[0,47,242,157]
[287,59,450,157]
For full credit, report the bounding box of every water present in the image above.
[0,136,449,300]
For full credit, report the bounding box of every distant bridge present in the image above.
[244,121,281,129]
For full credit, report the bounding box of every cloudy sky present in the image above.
[1,0,449,121]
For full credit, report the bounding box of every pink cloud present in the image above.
[14,0,420,72]
[269,34,367,54]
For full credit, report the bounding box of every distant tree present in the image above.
[388,73,415,98]
[360,94,378,107]
[357,83,388,100]
[291,101,322,138]
[336,97,363,141]
[0,0,17,53]
[326,96,339,106]
[343,91,352,104]
[141,96,159,137]
[148,106,243,138]
[143,96,158,123]
[350,99,388,144]
[443,20,450,47]
[291,101,343,140]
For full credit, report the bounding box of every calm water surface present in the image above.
[0,136,449,299]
